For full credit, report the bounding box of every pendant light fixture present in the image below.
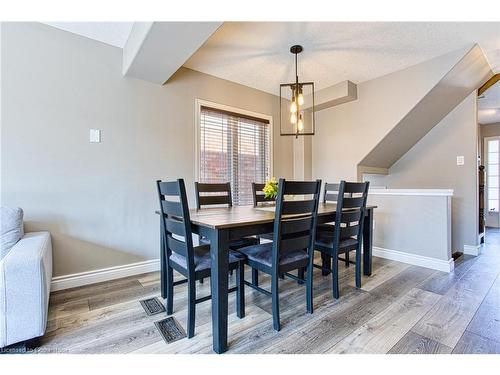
[279,45,315,137]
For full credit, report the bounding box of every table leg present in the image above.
[160,215,167,299]
[363,208,373,276]
[321,253,331,276]
[210,228,229,354]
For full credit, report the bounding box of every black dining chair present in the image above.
[317,183,345,271]
[313,181,370,299]
[194,182,259,283]
[238,179,322,331]
[252,182,276,207]
[156,179,245,338]
[317,182,340,231]
[195,182,259,249]
[250,182,276,287]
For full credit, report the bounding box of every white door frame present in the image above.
[484,136,500,228]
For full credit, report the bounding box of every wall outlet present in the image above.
[89,129,101,143]
[456,156,464,166]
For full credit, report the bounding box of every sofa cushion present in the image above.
[1,207,24,260]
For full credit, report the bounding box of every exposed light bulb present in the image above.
[290,100,297,113]
[290,113,297,124]
[298,119,304,131]
[298,93,304,106]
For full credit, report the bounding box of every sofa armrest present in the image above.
[0,232,52,347]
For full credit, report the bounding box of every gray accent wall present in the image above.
[312,47,468,183]
[380,93,479,252]
[368,193,452,262]
[1,22,294,277]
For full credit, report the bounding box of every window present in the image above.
[487,138,500,212]
[198,103,271,206]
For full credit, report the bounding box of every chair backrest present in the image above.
[194,182,232,209]
[332,181,370,247]
[252,182,276,207]
[156,179,195,273]
[272,179,322,269]
[323,182,341,203]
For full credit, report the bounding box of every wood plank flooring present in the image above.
[36,229,500,354]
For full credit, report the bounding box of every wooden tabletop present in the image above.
[184,203,376,229]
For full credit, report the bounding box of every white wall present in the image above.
[1,23,294,277]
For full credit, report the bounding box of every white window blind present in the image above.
[199,105,270,206]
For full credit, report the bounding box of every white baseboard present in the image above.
[51,259,160,292]
[372,247,454,273]
[463,244,481,256]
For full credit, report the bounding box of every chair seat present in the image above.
[238,242,308,268]
[199,236,259,249]
[170,244,243,272]
[315,231,359,251]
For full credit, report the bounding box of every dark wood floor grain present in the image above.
[36,229,500,354]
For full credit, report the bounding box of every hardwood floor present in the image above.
[37,230,500,354]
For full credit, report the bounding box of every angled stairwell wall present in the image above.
[313,47,473,182]
[372,93,479,253]
[359,44,492,170]
[312,45,493,255]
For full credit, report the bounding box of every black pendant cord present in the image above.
[295,51,298,83]
[295,51,299,138]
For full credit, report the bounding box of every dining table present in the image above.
[156,202,376,353]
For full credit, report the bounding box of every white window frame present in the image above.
[485,136,500,214]
[194,98,274,194]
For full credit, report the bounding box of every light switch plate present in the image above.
[89,129,101,143]
[457,156,464,166]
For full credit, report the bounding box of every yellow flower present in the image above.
[263,177,278,199]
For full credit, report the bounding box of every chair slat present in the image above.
[324,193,338,202]
[344,182,368,193]
[158,181,180,196]
[281,199,316,215]
[195,182,232,208]
[283,181,320,195]
[161,200,183,217]
[280,234,311,253]
[166,218,186,237]
[281,216,313,235]
[198,195,231,206]
[256,195,275,203]
[325,183,340,191]
[340,225,359,238]
[341,210,362,223]
[196,183,231,193]
[167,235,188,257]
[342,196,365,209]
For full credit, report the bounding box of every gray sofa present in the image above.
[0,207,52,348]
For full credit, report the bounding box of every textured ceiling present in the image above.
[44,22,134,48]
[479,81,500,125]
[185,22,500,96]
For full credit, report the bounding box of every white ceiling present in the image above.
[42,22,500,113]
[479,81,500,125]
[184,22,500,95]
[44,22,134,48]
